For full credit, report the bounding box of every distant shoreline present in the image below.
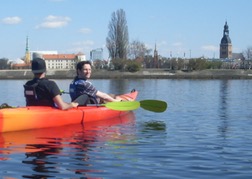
[1,69,252,79]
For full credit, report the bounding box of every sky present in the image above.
[1,0,252,62]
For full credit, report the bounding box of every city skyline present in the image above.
[1,0,252,61]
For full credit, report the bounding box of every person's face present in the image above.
[78,64,92,79]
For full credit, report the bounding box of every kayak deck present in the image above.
[0,90,138,133]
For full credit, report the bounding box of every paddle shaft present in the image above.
[60,90,167,112]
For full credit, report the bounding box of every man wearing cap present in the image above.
[24,57,78,110]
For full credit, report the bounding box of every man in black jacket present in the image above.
[24,55,78,110]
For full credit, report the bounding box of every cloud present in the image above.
[2,16,22,24]
[79,28,92,34]
[36,15,71,29]
[201,45,218,51]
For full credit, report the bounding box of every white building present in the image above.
[43,53,86,70]
[30,51,58,60]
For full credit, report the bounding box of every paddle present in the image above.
[60,90,69,94]
[100,100,167,112]
[0,103,13,109]
[102,101,140,111]
[60,90,167,112]
[140,100,167,113]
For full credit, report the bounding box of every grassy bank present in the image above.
[0,69,252,79]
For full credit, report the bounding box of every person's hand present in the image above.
[115,96,124,101]
[71,102,79,108]
[115,96,133,101]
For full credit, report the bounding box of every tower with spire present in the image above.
[24,36,31,64]
[220,21,232,59]
[153,43,159,68]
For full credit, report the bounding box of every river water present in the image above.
[0,79,252,178]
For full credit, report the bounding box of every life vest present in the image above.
[24,79,55,107]
[69,77,98,105]
[69,82,77,102]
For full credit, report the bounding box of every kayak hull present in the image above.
[0,111,136,157]
[0,91,138,133]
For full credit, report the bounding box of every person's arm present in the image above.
[53,95,79,110]
[96,91,121,102]
[48,80,78,110]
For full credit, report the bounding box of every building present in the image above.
[43,53,85,70]
[31,49,87,70]
[24,36,31,64]
[90,48,103,61]
[30,51,58,60]
[11,36,86,70]
[153,43,159,68]
[11,36,31,70]
[220,21,232,59]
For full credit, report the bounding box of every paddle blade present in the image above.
[0,103,13,109]
[140,100,167,113]
[104,101,140,111]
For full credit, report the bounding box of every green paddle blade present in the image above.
[0,103,13,109]
[60,90,69,94]
[140,100,167,113]
[104,101,140,111]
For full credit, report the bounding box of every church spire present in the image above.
[25,36,31,64]
[220,21,232,59]
[153,43,159,68]
[26,35,29,52]
[223,21,229,36]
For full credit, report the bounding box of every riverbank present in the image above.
[0,69,252,79]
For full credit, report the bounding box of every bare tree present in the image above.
[106,9,129,60]
[243,46,252,60]
[128,40,152,60]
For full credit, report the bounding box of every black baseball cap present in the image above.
[32,58,46,73]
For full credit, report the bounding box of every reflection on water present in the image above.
[0,112,135,178]
[218,80,229,136]
[1,79,252,178]
[142,121,167,131]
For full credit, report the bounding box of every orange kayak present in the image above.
[0,91,138,133]
[0,111,135,159]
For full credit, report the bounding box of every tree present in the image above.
[106,9,129,60]
[243,46,252,60]
[128,40,151,60]
[110,58,127,70]
[143,55,153,68]
[126,60,141,72]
